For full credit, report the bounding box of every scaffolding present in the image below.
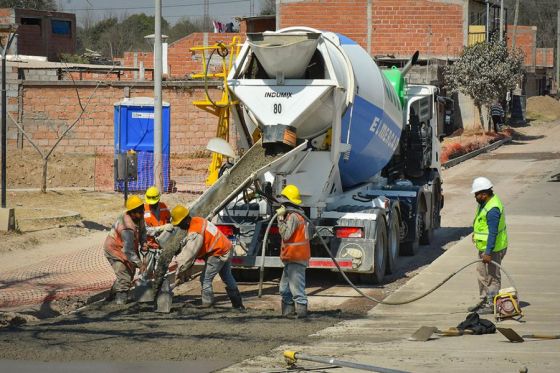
[190,37,241,186]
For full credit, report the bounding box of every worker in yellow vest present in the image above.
[469,177,508,314]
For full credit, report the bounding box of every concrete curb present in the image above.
[442,136,512,169]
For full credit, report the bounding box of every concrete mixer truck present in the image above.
[189,27,444,283]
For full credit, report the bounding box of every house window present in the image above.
[51,20,71,35]
[21,17,41,26]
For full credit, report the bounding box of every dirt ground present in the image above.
[0,119,555,368]
[0,190,197,255]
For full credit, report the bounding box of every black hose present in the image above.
[260,208,517,305]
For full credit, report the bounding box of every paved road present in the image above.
[221,123,560,372]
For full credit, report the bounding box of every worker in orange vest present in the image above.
[144,186,171,245]
[154,205,245,310]
[276,184,310,319]
[103,195,147,304]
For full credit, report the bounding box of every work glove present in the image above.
[481,253,492,264]
[275,205,287,218]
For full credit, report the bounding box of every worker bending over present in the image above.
[154,205,245,310]
[276,184,310,319]
[103,195,147,304]
[469,177,508,314]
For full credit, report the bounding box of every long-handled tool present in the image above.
[497,327,560,343]
[284,350,410,373]
[408,326,474,342]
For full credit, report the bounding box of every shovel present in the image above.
[497,327,560,343]
[409,326,474,341]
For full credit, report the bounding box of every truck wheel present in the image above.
[419,200,432,245]
[232,268,260,282]
[400,208,420,256]
[386,212,400,274]
[360,219,387,284]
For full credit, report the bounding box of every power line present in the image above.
[67,0,250,12]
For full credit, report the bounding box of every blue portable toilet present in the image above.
[114,97,171,192]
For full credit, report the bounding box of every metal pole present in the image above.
[154,0,163,192]
[1,33,15,209]
[499,0,504,42]
[557,9,560,97]
[512,0,519,49]
[284,351,411,373]
[486,1,490,42]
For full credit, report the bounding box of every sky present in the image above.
[58,0,267,25]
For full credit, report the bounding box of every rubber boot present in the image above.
[155,279,173,313]
[200,290,215,308]
[226,288,245,311]
[115,291,128,305]
[281,301,295,317]
[295,303,308,319]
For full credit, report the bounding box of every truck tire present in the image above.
[400,206,420,256]
[386,211,400,275]
[419,198,432,245]
[360,218,387,284]
[232,268,260,282]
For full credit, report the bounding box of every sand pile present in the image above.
[526,95,560,121]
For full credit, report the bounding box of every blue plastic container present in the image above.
[113,97,171,192]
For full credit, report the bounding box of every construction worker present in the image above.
[469,177,508,314]
[154,205,245,310]
[103,195,147,305]
[144,185,171,242]
[141,186,171,278]
[276,184,310,319]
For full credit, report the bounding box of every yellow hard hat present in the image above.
[125,195,144,212]
[145,186,161,205]
[280,184,302,205]
[171,205,190,226]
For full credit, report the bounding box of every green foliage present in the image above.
[445,40,525,108]
[76,13,171,58]
[59,53,88,64]
[260,0,276,15]
[0,0,55,10]
[167,17,205,44]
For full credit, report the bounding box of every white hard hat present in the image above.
[471,177,493,194]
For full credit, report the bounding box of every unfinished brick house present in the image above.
[0,8,76,61]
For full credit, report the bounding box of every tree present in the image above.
[168,17,205,43]
[9,69,111,192]
[76,13,170,58]
[445,39,524,131]
[260,0,276,15]
[0,0,56,9]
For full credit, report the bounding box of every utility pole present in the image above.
[511,0,519,49]
[154,0,163,192]
[557,8,560,97]
[499,0,504,42]
[0,25,17,209]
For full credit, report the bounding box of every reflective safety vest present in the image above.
[280,212,311,262]
[144,202,170,227]
[144,202,171,249]
[103,213,143,272]
[188,217,232,258]
[473,195,508,252]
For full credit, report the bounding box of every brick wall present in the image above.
[536,48,553,68]
[122,32,243,80]
[278,0,465,59]
[507,26,537,67]
[10,81,225,191]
